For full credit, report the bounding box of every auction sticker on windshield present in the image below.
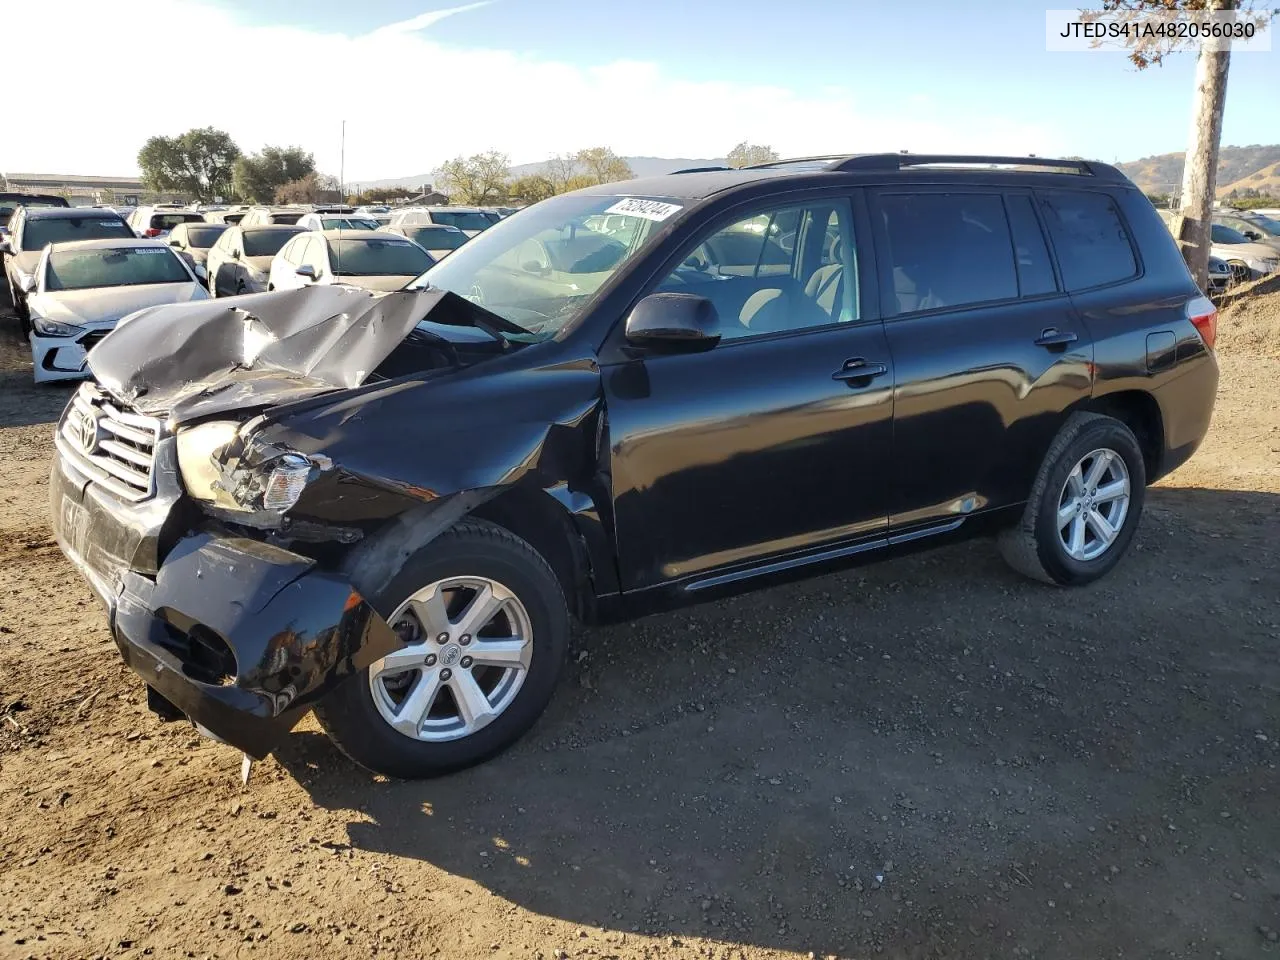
[604,198,683,222]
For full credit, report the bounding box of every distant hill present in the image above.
[356,156,724,192]
[1116,144,1280,196]
[1217,159,1280,198]
[357,147,1280,199]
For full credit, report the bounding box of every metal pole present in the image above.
[340,120,346,201]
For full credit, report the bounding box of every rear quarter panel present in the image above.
[1075,188,1217,479]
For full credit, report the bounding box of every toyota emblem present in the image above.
[71,410,98,454]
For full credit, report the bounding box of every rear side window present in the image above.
[1004,195,1058,297]
[1039,191,1137,291]
[878,193,1017,315]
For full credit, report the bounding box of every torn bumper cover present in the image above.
[51,455,399,758]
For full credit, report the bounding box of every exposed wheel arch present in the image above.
[340,486,598,625]
[1082,390,1164,482]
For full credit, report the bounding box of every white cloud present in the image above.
[8,0,1067,183]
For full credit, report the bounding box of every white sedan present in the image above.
[267,229,434,293]
[25,238,208,384]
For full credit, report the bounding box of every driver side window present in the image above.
[654,200,859,341]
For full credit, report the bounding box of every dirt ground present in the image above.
[0,281,1277,960]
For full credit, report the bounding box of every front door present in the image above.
[603,195,895,591]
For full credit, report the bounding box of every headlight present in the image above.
[176,420,241,504]
[177,421,326,524]
[31,317,85,337]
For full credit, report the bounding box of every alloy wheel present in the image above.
[368,576,534,742]
[1056,447,1131,562]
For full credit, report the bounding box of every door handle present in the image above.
[832,358,889,382]
[1035,327,1079,350]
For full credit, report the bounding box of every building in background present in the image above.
[0,172,187,206]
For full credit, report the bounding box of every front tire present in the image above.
[315,520,569,778]
[998,413,1146,586]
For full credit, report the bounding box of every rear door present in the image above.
[603,192,896,591]
[870,187,1094,530]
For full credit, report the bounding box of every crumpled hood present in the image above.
[87,285,501,423]
[336,275,417,293]
[31,283,206,327]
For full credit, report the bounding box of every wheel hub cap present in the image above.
[367,576,534,743]
[1056,447,1131,563]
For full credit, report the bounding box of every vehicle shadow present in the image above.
[275,486,1280,959]
[0,316,76,427]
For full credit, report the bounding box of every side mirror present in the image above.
[522,260,549,275]
[19,274,37,294]
[0,239,11,255]
[295,264,318,282]
[169,238,182,247]
[231,249,241,260]
[625,293,720,351]
[1245,230,1262,240]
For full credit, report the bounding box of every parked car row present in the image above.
[1,196,500,384]
[1156,206,1280,292]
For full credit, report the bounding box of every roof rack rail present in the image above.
[824,153,1126,181]
[671,166,733,174]
[742,155,852,170]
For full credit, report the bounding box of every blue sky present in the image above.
[10,0,1280,180]
[214,0,1279,164]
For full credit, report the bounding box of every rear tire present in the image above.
[998,412,1146,586]
[315,520,569,778]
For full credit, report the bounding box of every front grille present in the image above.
[79,330,111,352]
[58,383,161,502]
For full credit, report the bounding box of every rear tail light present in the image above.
[144,228,162,238]
[1186,295,1217,350]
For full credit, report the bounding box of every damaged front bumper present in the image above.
[50,432,400,758]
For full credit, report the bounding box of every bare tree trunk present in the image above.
[1177,4,1233,291]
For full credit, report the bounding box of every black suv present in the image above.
[50,154,1218,778]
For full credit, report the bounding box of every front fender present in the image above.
[259,352,606,531]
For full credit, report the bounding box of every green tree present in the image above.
[574,147,633,185]
[1087,0,1272,288]
[232,146,315,203]
[137,127,241,202]
[437,151,510,204]
[726,142,780,168]
[544,153,579,192]
[275,172,341,204]
[507,174,555,205]
[354,186,417,204]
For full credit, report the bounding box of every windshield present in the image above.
[407,193,679,335]
[22,217,134,250]
[1211,223,1250,244]
[243,229,302,257]
[407,227,467,250]
[184,225,227,249]
[429,211,493,232]
[1241,216,1280,237]
[327,237,433,276]
[4,200,62,227]
[46,247,191,291]
[321,217,379,230]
